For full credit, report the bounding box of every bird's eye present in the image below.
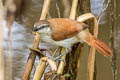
[40,24,49,29]
[39,25,46,29]
[41,25,45,29]
[38,24,49,30]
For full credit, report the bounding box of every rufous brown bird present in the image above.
[33,18,112,60]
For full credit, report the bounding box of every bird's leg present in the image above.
[48,48,71,61]
[54,49,70,60]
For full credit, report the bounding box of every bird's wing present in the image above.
[48,18,88,41]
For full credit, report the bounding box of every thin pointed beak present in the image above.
[31,31,36,35]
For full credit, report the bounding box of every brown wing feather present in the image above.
[48,18,88,41]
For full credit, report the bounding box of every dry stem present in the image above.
[33,57,47,80]
[22,0,50,80]
[57,48,66,74]
[77,13,98,80]
[69,0,78,20]
[57,0,78,75]
[33,47,59,80]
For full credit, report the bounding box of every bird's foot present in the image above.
[48,50,69,63]
[48,56,66,63]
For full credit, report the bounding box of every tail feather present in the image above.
[86,37,112,57]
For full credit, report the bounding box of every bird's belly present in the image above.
[40,35,79,48]
[57,37,79,48]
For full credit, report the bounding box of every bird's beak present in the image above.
[32,27,39,35]
[31,31,36,35]
[33,27,39,31]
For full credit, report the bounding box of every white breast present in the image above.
[40,34,79,48]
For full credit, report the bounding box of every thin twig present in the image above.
[56,2,61,18]
[97,0,110,23]
[52,47,60,56]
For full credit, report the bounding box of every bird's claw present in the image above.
[48,56,66,63]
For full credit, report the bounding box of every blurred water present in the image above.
[3,0,56,79]
[2,21,34,80]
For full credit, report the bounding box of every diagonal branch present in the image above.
[21,0,50,80]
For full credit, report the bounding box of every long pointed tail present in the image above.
[85,36,112,57]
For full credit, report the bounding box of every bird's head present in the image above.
[33,20,51,34]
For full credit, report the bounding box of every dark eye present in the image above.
[40,24,49,29]
[41,26,45,28]
[39,25,46,29]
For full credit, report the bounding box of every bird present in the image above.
[33,18,112,60]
